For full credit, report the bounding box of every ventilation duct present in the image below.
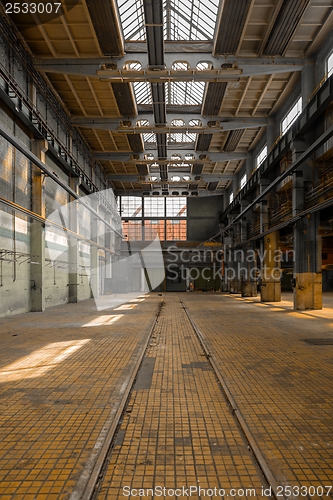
[213,0,253,55]
[85,0,124,56]
[143,0,164,66]
[156,133,167,159]
[152,84,167,125]
[262,0,311,55]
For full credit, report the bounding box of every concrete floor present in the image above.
[0,292,332,499]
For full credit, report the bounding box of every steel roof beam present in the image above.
[115,190,224,197]
[108,174,235,182]
[125,41,214,53]
[34,56,307,77]
[94,152,247,162]
[71,116,267,130]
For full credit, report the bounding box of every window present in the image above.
[122,220,142,241]
[144,197,165,217]
[144,220,165,241]
[327,51,333,78]
[256,145,267,169]
[240,173,247,189]
[120,196,142,217]
[166,197,187,217]
[229,192,233,204]
[281,97,302,135]
[120,196,187,241]
[166,220,187,240]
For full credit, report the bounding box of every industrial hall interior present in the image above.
[1,0,333,498]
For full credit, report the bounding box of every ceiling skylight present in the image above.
[117,0,219,41]
[117,0,146,40]
[164,0,219,40]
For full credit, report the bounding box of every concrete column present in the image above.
[241,244,257,297]
[68,178,80,303]
[233,176,238,198]
[246,152,253,179]
[90,200,99,300]
[301,62,314,110]
[229,221,242,294]
[30,140,47,312]
[222,234,232,292]
[259,178,270,236]
[293,214,322,310]
[291,140,322,309]
[266,117,275,152]
[260,231,281,302]
[239,201,257,296]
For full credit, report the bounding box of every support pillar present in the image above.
[222,234,232,292]
[233,176,238,198]
[260,231,281,302]
[291,140,322,309]
[246,152,253,179]
[68,178,80,303]
[301,63,314,109]
[241,244,258,297]
[292,141,322,309]
[30,140,47,312]
[90,200,99,300]
[293,214,322,310]
[266,117,275,152]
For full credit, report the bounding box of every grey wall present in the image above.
[187,196,223,241]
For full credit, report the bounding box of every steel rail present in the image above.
[69,298,164,500]
[180,298,287,500]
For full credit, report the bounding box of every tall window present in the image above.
[327,51,333,78]
[256,145,267,169]
[240,173,247,189]
[119,196,187,241]
[229,192,234,204]
[281,97,302,135]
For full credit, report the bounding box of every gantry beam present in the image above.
[35,56,307,77]
[71,116,267,131]
[94,152,247,162]
[115,189,224,197]
[108,174,235,182]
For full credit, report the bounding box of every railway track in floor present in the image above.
[69,294,287,500]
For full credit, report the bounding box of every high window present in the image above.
[118,196,187,241]
[327,51,333,78]
[229,192,233,204]
[256,145,267,169]
[281,97,302,135]
[240,173,247,189]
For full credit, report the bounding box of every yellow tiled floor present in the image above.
[97,295,266,499]
[182,292,333,496]
[0,292,333,499]
[0,295,160,499]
